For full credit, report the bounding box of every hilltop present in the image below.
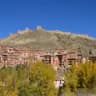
[0,26,96,56]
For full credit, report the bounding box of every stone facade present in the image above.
[0,45,88,68]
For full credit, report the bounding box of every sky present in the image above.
[0,0,96,38]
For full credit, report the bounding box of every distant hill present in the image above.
[0,26,96,56]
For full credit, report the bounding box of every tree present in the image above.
[0,67,18,96]
[64,63,78,92]
[28,61,57,96]
[63,62,96,96]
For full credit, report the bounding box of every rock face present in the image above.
[0,26,96,56]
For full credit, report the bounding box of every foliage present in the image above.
[0,62,56,96]
[64,64,78,92]
[63,62,96,95]
[28,61,57,96]
[62,86,75,96]
[0,61,96,96]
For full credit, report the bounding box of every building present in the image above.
[89,50,96,63]
[0,45,88,69]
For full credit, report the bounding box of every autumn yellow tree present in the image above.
[63,61,96,95]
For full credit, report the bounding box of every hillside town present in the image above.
[0,0,96,95]
[0,45,95,69]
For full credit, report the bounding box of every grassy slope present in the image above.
[0,28,96,56]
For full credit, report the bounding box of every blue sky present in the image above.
[0,0,96,38]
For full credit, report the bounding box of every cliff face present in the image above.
[0,26,96,56]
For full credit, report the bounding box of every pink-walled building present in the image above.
[0,45,89,69]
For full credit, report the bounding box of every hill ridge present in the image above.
[0,27,96,56]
